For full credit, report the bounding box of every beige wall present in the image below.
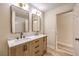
[44,4,74,49]
[0,3,10,56]
[0,3,44,55]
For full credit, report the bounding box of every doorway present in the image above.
[56,10,74,55]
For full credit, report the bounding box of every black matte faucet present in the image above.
[20,32,23,38]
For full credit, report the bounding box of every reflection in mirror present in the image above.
[32,14,41,32]
[11,5,29,33]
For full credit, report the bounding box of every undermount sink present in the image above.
[8,34,46,48]
[11,35,37,42]
[9,34,43,42]
[8,38,28,44]
[26,36,36,38]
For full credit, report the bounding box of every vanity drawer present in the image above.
[30,46,40,56]
[31,39,39,44]
[34,50,40,56]
[31,44,40,52]
[31,39,40,47]
[33,45,40,51]
[31,49,40,56]
[30,39,42,56]
[32,43,39,48]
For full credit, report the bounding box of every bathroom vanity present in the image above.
[8,34,47,56]
[8,5,46,56]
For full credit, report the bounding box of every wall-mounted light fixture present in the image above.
[31,8,41,16]
[37,11,41,16]
[11,3,41,16]
[11,3,29,11]
[23,4,29,11]
[31,8,37,14]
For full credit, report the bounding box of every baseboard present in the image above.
[47,44,55,50]
[58,41,73,48]
[57,41,74,55]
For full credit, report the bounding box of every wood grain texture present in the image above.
[9,36,47,56]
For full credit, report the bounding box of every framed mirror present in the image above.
[11,5,29,33]
[32,14,41,32]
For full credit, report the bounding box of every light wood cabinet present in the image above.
[42,37,47,55]
[9,36,47,56]
[9,42,30,56]
[15,44,24,56]
[30,39,42,56]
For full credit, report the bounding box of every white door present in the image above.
[73,4,79,55]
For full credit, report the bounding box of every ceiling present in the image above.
[31,3,65,12]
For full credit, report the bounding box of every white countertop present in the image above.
[7,34,47,48]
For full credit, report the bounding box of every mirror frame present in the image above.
[32,14,41,32]
[10,5,29,33]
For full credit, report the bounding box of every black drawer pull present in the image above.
[23,45,25,51]
[35,46,39,48]
[25,45,27,50]
[23,45,27,51]
[75,38,79,41]
[35,40,39,43]
[43,39,45,41]
[35,50,39,54]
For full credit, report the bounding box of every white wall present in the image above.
[44,4,74,49]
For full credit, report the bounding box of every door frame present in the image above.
[55,9,73,50]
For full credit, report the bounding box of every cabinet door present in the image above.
[43,37,47,54]
[9,47,16,56]
[40,37,47,55]
[9,42,30,56]
[15,42,30,56]
[43,37,47,50]
[15,44,24,56]
[9,45,23,56]
[23,42,30,56]
[38,38,43,55]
